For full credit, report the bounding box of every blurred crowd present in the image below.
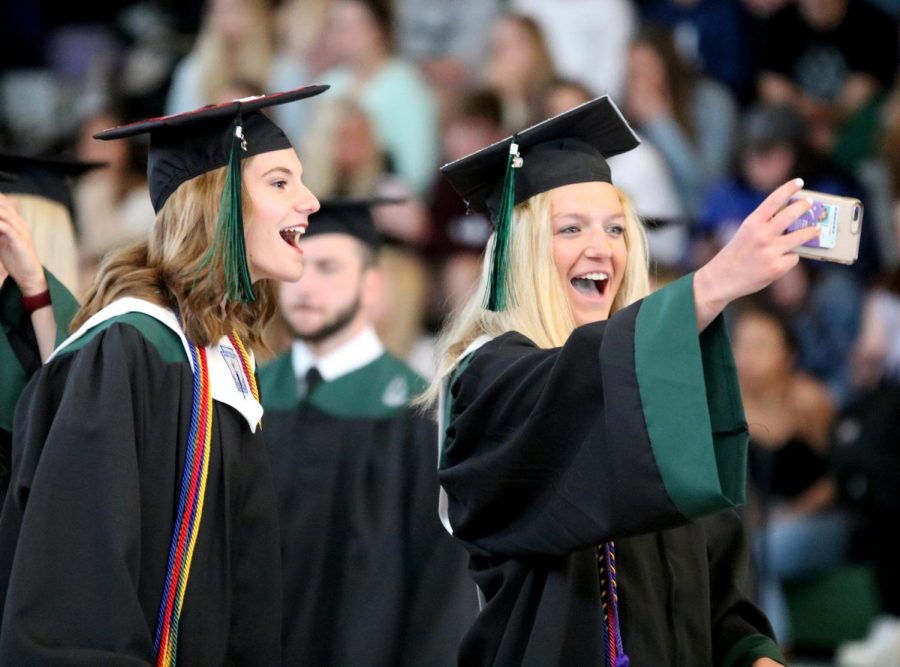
[2,0,900,661]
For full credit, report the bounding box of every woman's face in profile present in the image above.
[243,148,320,284]
[549,182,627,326]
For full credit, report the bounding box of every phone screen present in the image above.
[786,198,839,249]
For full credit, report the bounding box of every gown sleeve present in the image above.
[439,273,750,557]
[703,509,786,667]
[0,325,158,665]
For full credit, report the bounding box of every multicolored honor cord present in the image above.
[153,332,257,667]
[598,541,629,667]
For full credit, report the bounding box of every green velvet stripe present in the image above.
[56,313,187,365]
[0,269,79,432]
[46,270,80,346]
[722,634,786,667]
[633,273,749,520]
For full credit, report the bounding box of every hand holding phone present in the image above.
[785,189,863,265]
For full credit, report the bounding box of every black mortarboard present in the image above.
[93,85,329,303]
[440,96,640,221]
[439,95,639,311]
[305,198,405,249]
[94,85,329,213]
[0,153,106,215]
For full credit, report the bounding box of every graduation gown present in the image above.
[439,275,784,667]
[260,346,477,667]
[0,270,78,507]
[0,299,282,666]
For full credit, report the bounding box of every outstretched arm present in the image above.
[694,178,819,331]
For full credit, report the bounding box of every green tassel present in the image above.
[199,118,256,303]
[485,142,521,311]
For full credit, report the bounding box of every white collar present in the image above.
[291,326,384,383]
[49,297,263,433]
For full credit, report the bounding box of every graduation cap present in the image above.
[304,197,404,250]
[93,84,329,303]
[440,96,640,311]
[0,152,107,216]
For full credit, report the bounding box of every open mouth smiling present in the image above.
[279,224,307,250]
[570,271,609,299]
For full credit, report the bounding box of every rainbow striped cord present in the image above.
[153,333,256,667]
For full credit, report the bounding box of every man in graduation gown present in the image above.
[259,199,477,667]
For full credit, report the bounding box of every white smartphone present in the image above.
[785,189,863,265]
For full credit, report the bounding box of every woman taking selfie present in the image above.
[0,86,326,665]
[429,97,819,666]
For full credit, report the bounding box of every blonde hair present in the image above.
[72,162,277,349]
[420,186,649,405]
[193,0,273,105]
[14,194,80,296]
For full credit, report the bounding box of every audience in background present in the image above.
[165,0,275,114]
[73,109,155,286]
[317,0,439,196]
[624,25,739,220]
[757,0,898,171]
[482,13,556,129]
[511,0,637,100]
[0,0,899,662]
[395,0,500,96]
[733,305,848,650]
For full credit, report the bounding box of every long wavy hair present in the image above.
[72,163,278,349]
[419,186,649,406]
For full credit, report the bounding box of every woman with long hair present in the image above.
[165,0,275,115]
[0,86,326,665]
[624,25,739,220]
[427,97,818,666]
[0,155,99,506]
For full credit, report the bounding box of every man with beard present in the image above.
[258,199,476,667]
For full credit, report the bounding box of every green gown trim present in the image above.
[0,270,79,432]
[56,312,187,365]
[634,273,749,520]
[723,633,786,667]
[260,350,426,419]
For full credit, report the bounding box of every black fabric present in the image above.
[440,96,639,218]
[440,317,774,666]
[263,366,476,666]
[0,323,282,665]
[146,112,291,213]
[0,152,105,213]
[304,198,402,249]
[748,437,827,501]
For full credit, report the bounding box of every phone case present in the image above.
[786,189,864,265]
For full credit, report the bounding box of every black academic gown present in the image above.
[260,348,477,667]
[0,311,282,666]
[0,270,78,507]
[439,275,784,667]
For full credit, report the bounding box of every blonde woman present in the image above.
[429,97,819,666]
[165,0,274,114]
[0,87,326,665]
[0,155,98,507]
